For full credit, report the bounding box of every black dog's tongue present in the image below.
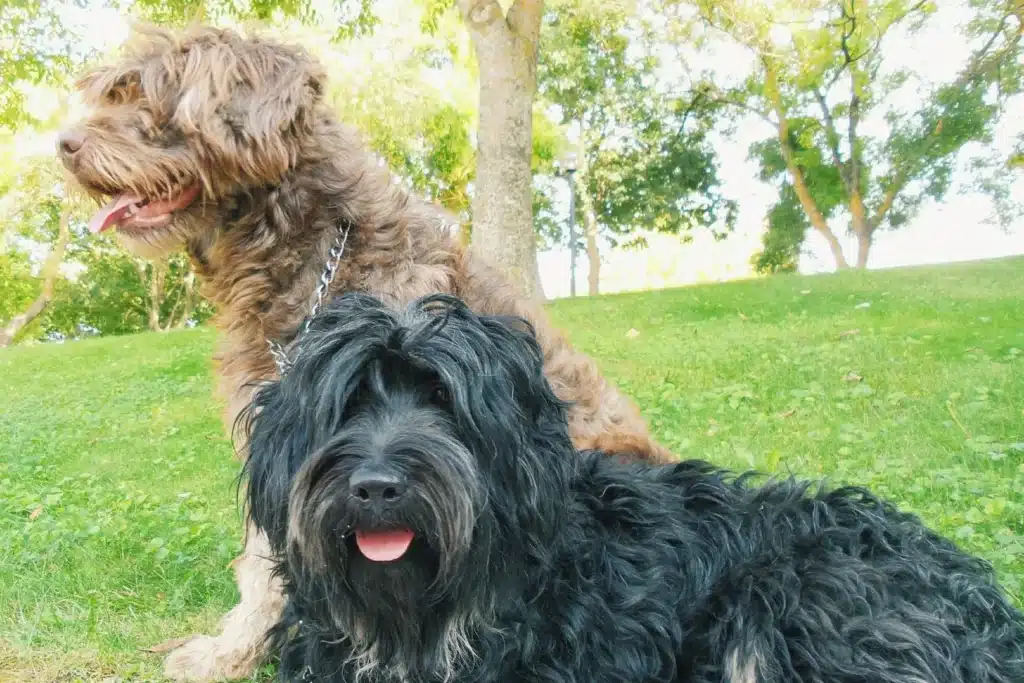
[355,529,415,562]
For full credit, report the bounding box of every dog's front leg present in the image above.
[161,521,285,681]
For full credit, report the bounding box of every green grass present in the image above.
[2,256,1023,681]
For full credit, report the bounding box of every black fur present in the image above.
[242,292,1024,683]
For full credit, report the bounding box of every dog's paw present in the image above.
[162,635,258,682]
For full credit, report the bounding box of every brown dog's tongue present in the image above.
[88,193,142,234]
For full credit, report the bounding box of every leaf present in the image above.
[955,525,975,539]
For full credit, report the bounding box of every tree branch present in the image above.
[812,86,851,191]
[455,0,505,33]
[872,2,1021,227]
[705,90,777,126]
[869,170,907,230]
[507,0,543,44]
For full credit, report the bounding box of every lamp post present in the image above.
[557,152,578,297]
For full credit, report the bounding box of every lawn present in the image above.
[2,256,1022,681]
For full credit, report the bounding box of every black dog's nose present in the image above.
[57,130,86,159]
[349,465,407,505]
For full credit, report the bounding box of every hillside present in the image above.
[1,256,1022,681]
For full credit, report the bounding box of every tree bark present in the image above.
[855,229,871,269]
[764,56,850,270]
[583,208,600,296]
[148,260,167,332]
[573,120,601,295]
[175,270,197,329]
[0,203,71,347]
[457,0,545,302]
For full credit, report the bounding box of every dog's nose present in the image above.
[57,130,86,159]
[349,466,408,506]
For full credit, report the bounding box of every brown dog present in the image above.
[57,23,673,681]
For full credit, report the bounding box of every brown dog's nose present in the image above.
[57,130,86,159]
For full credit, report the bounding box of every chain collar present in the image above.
[267,220,351,376]
[265,214,458,377]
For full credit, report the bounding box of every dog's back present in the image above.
[558,451,1024,683]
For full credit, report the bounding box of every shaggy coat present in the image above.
[244,292,1024,683]
[58,23,668,463]
[57,24,670,680]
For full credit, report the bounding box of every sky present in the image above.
[34,0,1024,297]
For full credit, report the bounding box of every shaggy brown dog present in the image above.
[57,23,673,682]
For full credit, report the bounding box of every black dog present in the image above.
[242,292,1024,683]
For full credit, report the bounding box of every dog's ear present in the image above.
[173,35,326,185]
[488,314,537,340]
[239,380,311,552]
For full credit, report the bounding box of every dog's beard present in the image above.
[284,416,489,681]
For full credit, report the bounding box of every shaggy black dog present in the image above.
[242,292,1024,683]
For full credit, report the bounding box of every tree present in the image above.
[0,0,77,130]
[42,245,215,338]
[0,202,69,346]
[682,0,1023,270]
[538,0,735,294]
[452,0,546,301]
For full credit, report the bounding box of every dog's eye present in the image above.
[431,385,451,406]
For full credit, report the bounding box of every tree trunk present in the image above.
[763,56,850,270]
[855,230,871,269]
[584,210,599,296]
[848,192,873,269]
[575,118,600,296]
[175,270,197,329]
[457,0,545,302]
[0,203,71,347]
[148,260,167,332]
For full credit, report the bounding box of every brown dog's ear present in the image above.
[234,47,326,147]
[173,37,327,186]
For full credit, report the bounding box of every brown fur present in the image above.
[59,23,674,681]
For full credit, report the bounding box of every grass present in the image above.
[2,256,1023,681]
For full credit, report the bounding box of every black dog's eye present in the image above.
[431,384,451,407]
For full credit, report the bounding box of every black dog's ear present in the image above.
[238,380,310,553]
[488,314,537,340]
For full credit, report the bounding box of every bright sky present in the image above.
[42,1,1024,296]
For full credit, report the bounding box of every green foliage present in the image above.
[0,0,76,129]
[0,251,37,322]
[751,185,806,274]
[3,256,1022,679]
[685,0,1023,269]
[43,240,215,339]
[537,0,734,247]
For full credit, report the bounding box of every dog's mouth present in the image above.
[87,185,201,234]
[354,528,415,563]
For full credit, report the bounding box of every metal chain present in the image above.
[305,224,350,333]
[267,221,350,376]
[265,210,455,378]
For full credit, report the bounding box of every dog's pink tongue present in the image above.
[355,529,414,562]
[88,193,142,234]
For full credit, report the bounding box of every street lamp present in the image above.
[556,152,578,297]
